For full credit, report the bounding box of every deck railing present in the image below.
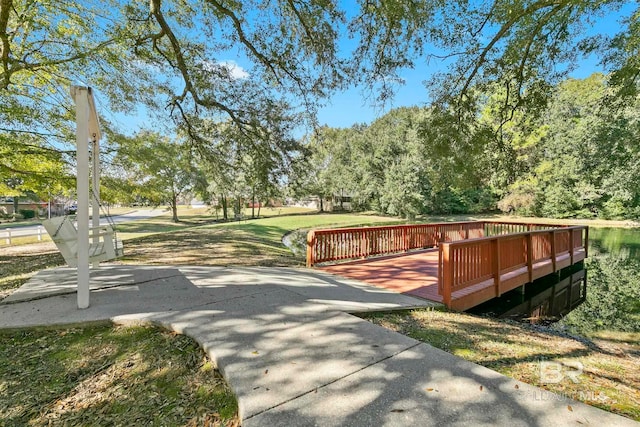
[305,220,573,267]
[306,222,486,267]
[483,221,570,236]
[438,226,588,308]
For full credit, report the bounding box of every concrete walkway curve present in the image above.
[0,265,636,426]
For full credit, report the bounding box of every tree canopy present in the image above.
[2,1,638,136]
[1,0,639,215]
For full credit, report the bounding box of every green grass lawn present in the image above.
[0,323,238,426]
[119,210,401,266]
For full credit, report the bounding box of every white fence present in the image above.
[1,226,46,245]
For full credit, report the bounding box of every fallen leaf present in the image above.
[252,351,259,355]
[514,384,519,389]
[264,369,268,375]
[479,385,483,391]
[426,388,434,392]
[568,405,573,412]
[390,409,405,413]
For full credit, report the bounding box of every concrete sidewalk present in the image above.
[0,266,636,426]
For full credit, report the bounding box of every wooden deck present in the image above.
[321,249,442,302]
[308,221,589,311]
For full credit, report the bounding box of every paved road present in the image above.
[2,209,167,238]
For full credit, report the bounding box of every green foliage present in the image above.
[112,131,199,221]
[2,1,639,221]
[17,209,35,219]
[494,74,640,219]
[294,106,500,217]
[294,73,640,220]
[560,255,640,334]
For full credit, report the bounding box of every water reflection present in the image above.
[471,226,640,336]
[469,263,587,324]
[589,227,640,259]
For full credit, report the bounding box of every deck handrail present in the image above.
[482,221,571,236]
[438,226,588,307]
[305,220,575,267]
[306,221,487,267]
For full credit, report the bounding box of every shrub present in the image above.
[18,209,36,219]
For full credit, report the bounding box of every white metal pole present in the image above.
[91,137,100,268]
[72,86,90,309]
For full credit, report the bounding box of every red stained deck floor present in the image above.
[320,248,443,303]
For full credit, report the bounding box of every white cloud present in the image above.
[217,60,250,80]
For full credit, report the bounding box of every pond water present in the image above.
[471,227,640,336]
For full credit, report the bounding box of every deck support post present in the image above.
[306,230,316,267]
[584,227,589,257]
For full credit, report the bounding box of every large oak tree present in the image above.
[1,0,638,195]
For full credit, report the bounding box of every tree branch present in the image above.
[459,0,568,98]
[0,0,12,88]
[205,0,283,85]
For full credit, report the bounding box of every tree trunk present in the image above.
[319,196,324,212]
[257,201,261,218]
[171,190,179,222]
[13,197,18,219]
[251,189,255,219]
[221,195,228,220]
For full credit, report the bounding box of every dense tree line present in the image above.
[295,73,640,220]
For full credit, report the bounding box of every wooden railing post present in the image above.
[569,230,575,265]
[550,230,557,272]
[441,244,452,308]
[584,226,589,257]
[493,238,501,296]
[403,226,408,251]
[526,232,533,283]
[306,230,316,267]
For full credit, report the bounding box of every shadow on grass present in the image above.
[121,223,301,267]
[0,324,238,426]
[115,216,220,234]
